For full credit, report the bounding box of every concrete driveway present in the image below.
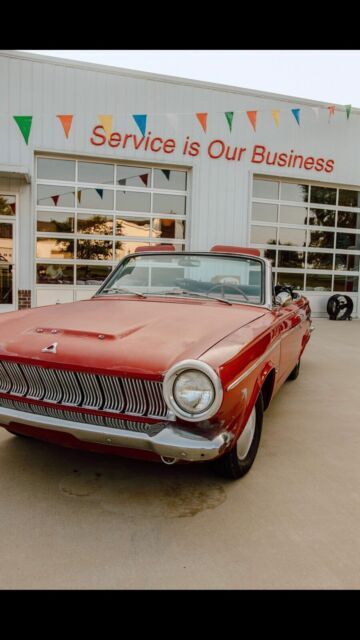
[0,318,359,589]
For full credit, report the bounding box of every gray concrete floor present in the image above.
[0,318,359,589]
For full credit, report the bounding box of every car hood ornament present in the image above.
[41,342,58,354]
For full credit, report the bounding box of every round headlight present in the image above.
[173,370,215,415]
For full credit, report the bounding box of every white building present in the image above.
[1,50,359,315]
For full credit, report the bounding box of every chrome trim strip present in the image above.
[226,338,282,391]
[0,406,230,462]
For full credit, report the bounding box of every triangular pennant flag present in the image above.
[312,107,320,118]
[162,170,171,180]
[118,178,127,186]
[51,195,59,206]
[246,111,257,131]
[98,115,113,139]
[77,190,82,204]
[13,116,33,145]
[345,104,352,120]
[225,112,234,132]
[271,110,280,127]
[196,113,208,133]
[10,203,16,214]
[57,115,73,139]
[95,189,104,199]
[133,114,147,136]
[327,105,336,122]
[291,108,300,126]
[139,174,149,186]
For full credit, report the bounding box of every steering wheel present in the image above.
[207,283,250,301]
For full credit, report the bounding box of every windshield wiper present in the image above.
[154,289,232,305]
[99,287,147,298]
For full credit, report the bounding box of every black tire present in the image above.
[287,359,300,381]
[212,393,263,480]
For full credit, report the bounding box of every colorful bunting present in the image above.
[196,113,208,133]
[246,111,257,131]
[57,114,73,139]
[139,174,149,186]
[291,109,300,126]
[271,110,280,127]
[95,189,104,199]
[345,104,352,120]
[118,178,127,186]
[98,115,113,139]
[133,114,147,136]
[225,112,234,132]
[51,195,59,206]
[328,105,336,122]
[9,203,16,214]
[162,170,171,180]
[13,115,33,145]
[77,190,82,204]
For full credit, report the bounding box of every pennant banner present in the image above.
[98,115,113,139]
[271,110,280,127]
[95,189,104,199]
[225,111,234,132]
[133,114,147,136]
[328,105,336,122]
[345,104,352,120]
[51,195,59,206]
[196,113,207,133]
[246,111,257,131]
[139,174,149,186]
[13,115,33,145]
[57,114,73,139]
[77,190,82,204]
[162,170,170,180]
[291,108,300,126]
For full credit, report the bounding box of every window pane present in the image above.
[308,230,334,249]
[0,223,13,262]
[78,162,114,185]
[115,217,151,237]
[77,240,113,260]
[333,275,358,292]
[0,195,16,216]
[77,214,113,235]
[259,248,276,266]
[36,238,74,259]
[0,264,13,303]
[152,218,185,240]
[36,264,74,284]
[37,212,74,233]
[77,188,113,210]
[252,203,278,222]
[116,191,151,213]
[153,169,187,191]
[117,166,151,188]
[281,183,309,203]
[253,179,279,199]
[309,208,335,227]
[306,274,332,291]
[309,186,336,205]
[115,241,151,260]
[277,272,304,290]
[335,254,360,271]
[37,158,75,181]
[338,189,360,208]
[250,225,277,244]
[278,251,305,268]
[37,185,75,208]
[279,228,306,246]
[76,264,112,285]
[279,205,308,225]
[306,252,333,270]
[336,233,360,250]
[337,210,360,229]
[153,193,186,216]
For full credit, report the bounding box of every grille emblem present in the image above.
[41,342,58,354]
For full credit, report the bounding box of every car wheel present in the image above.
[287,359,300,381]
[212,393,263,480]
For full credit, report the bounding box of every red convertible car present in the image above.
[0,246,313,479]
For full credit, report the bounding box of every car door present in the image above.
[277,302,306,384]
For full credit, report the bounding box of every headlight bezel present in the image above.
[163,360,223,422]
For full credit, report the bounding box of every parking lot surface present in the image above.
[0,317,359,589]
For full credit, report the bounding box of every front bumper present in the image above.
[0,406,231,462]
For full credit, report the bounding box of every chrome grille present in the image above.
[0,360,168,419]
[0,397,165,436]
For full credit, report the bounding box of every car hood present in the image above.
[0,297,267,377]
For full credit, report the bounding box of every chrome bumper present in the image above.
[0,406,231,462]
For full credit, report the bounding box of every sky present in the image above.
[22,50,360,108]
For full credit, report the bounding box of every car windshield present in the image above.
[96,253,264,305]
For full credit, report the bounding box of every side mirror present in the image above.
[275,291,293,307]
